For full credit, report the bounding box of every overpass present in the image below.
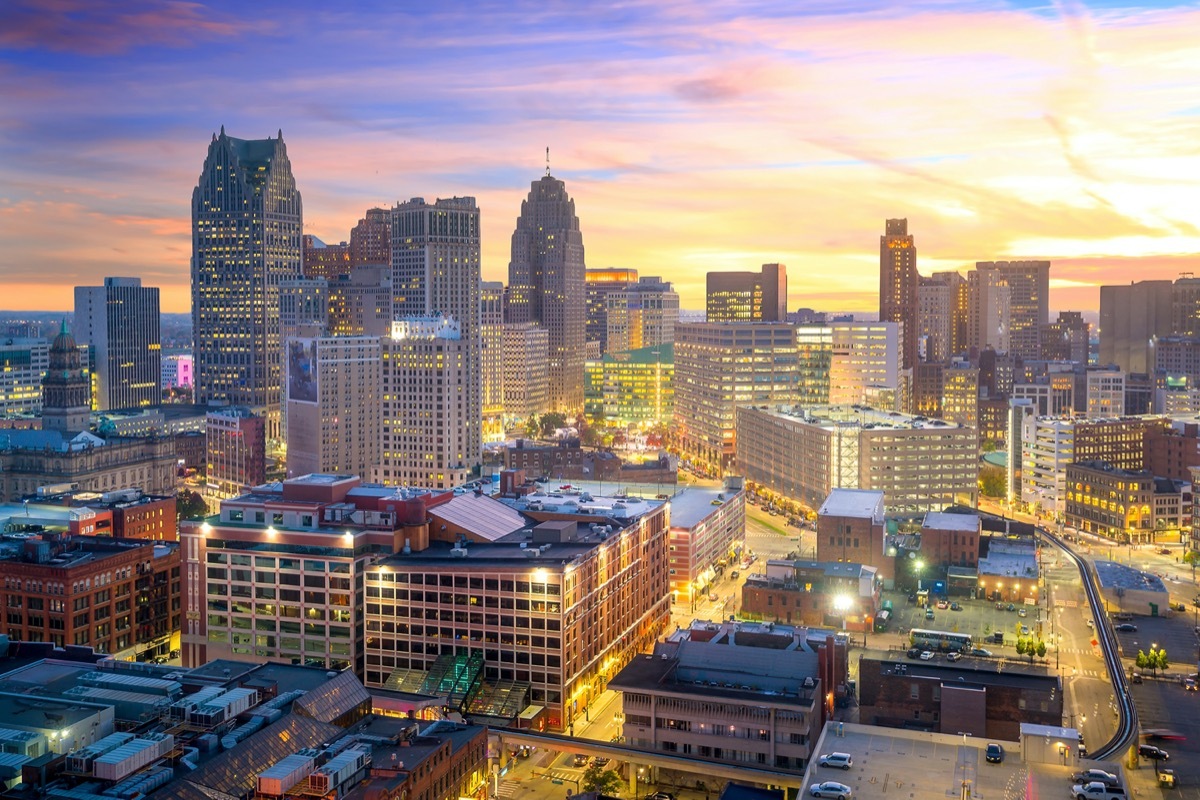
[492,727,809,791]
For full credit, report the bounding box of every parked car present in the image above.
[818,752,853,770]
[809,782,852,800]
[1159,548,1172,555]
[1017,608,1028,617]
[1005,603,1015,612]
[1071,770,1119,788]
[1020,625,1030,636]
[1086,619,1094,628]
[1138,744,1169,761]
[730,571,740,579]
[950,602,962,611]
[907,647,921,659]
[1115,623,1137,632]
[919,650,935,661]
[1072,782,1126,800]
[946,652,962,662]
[644,793,675,800]
[925,608,935,620]
[1131,672,1143,684]
[985,743,1004,763]
[936,600,949,610]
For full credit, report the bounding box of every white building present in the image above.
[160,354,193,390]
[0,338,49,416]
[829,322,901,405]
[1086,369,1126,419]
[967,267,1011,354]
[501,322,550,422]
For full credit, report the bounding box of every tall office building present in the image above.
[967,267,1011,354]
[705,263,787,323]
[879,219,919,370]
[501,322,550,421]
[1099,279,1173,374]
[606,276,679,354]
[191,128,303,439]
[480,281,505,443]
[975,261,1050,359]
[74,277,161,410]
[301,207,391,280]
[585,268,639,351]
[917,275,952,363]
[1040,311,1090,363]
[1173,277,1200,337]
[507,175,587,412]
[375,317,474,489]
[0,338,49,416]
[390,196,482,475]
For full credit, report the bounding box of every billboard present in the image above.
[287,339,318,404]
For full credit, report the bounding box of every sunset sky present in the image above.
[1,0,1198,314]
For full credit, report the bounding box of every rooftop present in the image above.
[922,511,980,532]
[431,492,527,541]
[758,404,968,432]
[669,484,742,530]
[863,651,1060,691]
[819,489,885,520]
[374,538,596,569]
[500,485,666,520]
[1094,560,1168,594]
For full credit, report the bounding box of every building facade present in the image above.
[705,263,787,323]
[1099,279,1173,374]
[205,408,266,500]
[480,282,505,444]
[879,219,919,370]
[506,175,587,413]
[0,338,48,416]
[501,323,550,423]
[666,482,745,606]
[1085,369,1126,419]
[74,277,161,411]
[1064,460,1188,544]
[583,344,674,429]
[192,129,303,440]
[585,268,639,353]
[673,322,798,473]
[975,261,1050,360]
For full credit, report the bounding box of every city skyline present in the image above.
[2,1,1199,313]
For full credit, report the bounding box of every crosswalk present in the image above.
[497,781,519,798]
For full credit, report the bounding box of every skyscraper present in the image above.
[974,260,1050,360]
[1099,279,1173,373]
[74,277,161,410]
[585,268,639,351]
[191,128,302,439]
[879,219,919,370]
[480,281,505,443]
[705,263,787,323]
[390,197,482,476]
[507,174,587,413]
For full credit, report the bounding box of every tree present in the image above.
[1155,648,1169,675]
[1015,638,1028,659]
[1136,650,1149,672]
[1035,640,1047,659]
[581,766,623,796]
[979,466,1006,498]
[177,490,208,520]
[540,412,568,438]
[524,415,540,439]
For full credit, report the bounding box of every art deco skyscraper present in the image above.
[507,174,587,413]
[74,277,161,410]
[191,128,302,439]
[879,219,919,370]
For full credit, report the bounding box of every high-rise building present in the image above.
[74,277,161,410]
[507,175,588,413]
[975,261,1050,359]
[585,268,638,352]
[349,207,392,266]
[1099,279,1173,373]
[941,362,980,431]
[879,219,919,370]
[0,338,48,416]
[501,323,550,422]
[605,276,680,355]
[705,263,787,323]
[205,407,266,500]
[1040,311,1090,363]
[280,279,331,341]
[673,322,798,473]
[966,266,1011,354]
[376,318,473,489]
[917,275,953,363]
[584,343,674,429]
[160,354,193,391]
[828,322,901,406]
[480,282,506,444]
[1173,276,1200,337]
[301,235,351,280]
[192,128,303,439]
[391,197,482,474]
[934,270,970,358]
[1085,368,1126,419]
[285,336,381,479]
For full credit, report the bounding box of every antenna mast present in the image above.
[545,146,550,177]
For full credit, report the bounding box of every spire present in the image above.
[545,146,550,177]
[220,124,225,136]
[59,318,68,336]
[277,128,283,140]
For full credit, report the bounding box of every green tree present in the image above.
[979,465,1006,498]
[981,439,999,453]
[540,412,568,438]
[1015,638,1028,659]
[1035,640,1047,659]
[581,766,623,796]
[1136,650,1149,671]
[1155,648,1169,674]
[524,415,540,439]
[176,490,208,520]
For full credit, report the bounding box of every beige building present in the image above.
[481,282,505,444]
[674,322,798,473]
[376,318,473,490]
[967,267,1012,354]
[1086,369,1126,419]
[736,405,979,515]
[941,363,980,430]
[502,322,550,422]
[285,336,381,479]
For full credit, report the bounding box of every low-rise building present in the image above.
[918,511,981,569]
[666,480,745,606]
[814,489,890,583]
[612,620,843,774]
[741,560,877,630]
[584,343,674,429]
[857,652,1062,740]
[1064,460,1190,544]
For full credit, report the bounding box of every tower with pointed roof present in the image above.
[191,128,303,441]
[507,172,587,412]
[42,320,92,434]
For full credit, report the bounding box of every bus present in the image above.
[909,629,973,653]
[874,609,892,632]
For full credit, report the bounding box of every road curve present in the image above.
[1041,526,1138,761]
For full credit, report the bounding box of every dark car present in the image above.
[1116,623,1137,632]
[950,602,962,611]
[573,754,589,767]
[985,743,1004,763]
[907,647,921,659]
[1138,744,1169,761]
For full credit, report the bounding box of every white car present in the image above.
[919,650,935,660]
[810,782,852,800]
[818,752,853,770]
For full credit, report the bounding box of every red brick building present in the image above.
[918,511,981,569]
[815,489,891,582]
[1145,421,1200,483]
[0,534,180,660]
[741,560,878,629]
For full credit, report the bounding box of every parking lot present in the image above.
[879,588,1050,656]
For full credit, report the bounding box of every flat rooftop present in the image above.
[760,405,969,432]
[865,651,1060,691]
[500,486,665,520]
[669,485,741,530]
[923,511,979,532]
[375,539,597,569]
[1094,560,1168,594]
[819,489,884,519]
[803,722,1097,800]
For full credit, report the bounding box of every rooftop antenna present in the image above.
[545,146,550,177]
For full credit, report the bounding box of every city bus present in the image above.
[909,629,973,652]
[874,609,892,632]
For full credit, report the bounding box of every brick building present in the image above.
[0,534,180,661]
[741,560,878,629]
[857,653,1062,740]
[918,511,981,569]
[815,489,890,583]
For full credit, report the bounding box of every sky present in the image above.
[1,1,1198,315]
